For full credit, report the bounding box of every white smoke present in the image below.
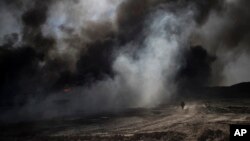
[1,1,197,121]
[42,0,123,43]
[0,3,22,46]
[41,0,124,71]
[220,48,250,86]
[195,0,250,86]
[0,8,197,121]
[111,10,195,107]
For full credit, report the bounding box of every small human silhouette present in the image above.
[181,101,185,110]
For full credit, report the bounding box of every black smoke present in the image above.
[177,45,216,89]
[0,0,250,121]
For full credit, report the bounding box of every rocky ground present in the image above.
[1,99,250,141]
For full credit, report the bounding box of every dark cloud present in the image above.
[22,4,48,28]
[0,46,39,104]
[193,0,250,85]
[116,0,149,43]
[177,45,216,89]
[0,0,250,121]
[191,0,223,24]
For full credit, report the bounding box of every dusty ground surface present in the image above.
[1,99,250,141]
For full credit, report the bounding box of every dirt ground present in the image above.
[1,99,250,141]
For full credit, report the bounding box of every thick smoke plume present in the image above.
[1,0,250,121]
[195,0,250,85]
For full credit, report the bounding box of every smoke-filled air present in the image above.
[1,0,250,122]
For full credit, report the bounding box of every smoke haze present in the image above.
[0,0,250,121]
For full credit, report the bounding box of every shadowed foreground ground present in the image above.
[1,99,250,141]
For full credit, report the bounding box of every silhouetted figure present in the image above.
[181,101,185,110]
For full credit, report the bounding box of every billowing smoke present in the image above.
[41,0,123,71]
[1,0,250,121]
[111,8,195,107]
[195,0,250,85]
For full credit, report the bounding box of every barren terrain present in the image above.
[1,99,250,141]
